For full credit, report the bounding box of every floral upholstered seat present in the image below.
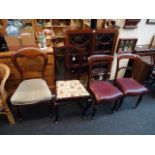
[56,80,90,99]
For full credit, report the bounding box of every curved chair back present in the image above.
[115,53,141,80]
[88,54,114,86]
[12,48,48,81]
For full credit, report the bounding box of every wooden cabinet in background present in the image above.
[0,48,55,95]
[66,29,118,55]
[93,29,118,55]
[65,29,118,78]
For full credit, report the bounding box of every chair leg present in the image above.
[91,104,97,120]
[149,78,155,87]
[82,99,92,119]
[15,106,23,121]
[54,105,59,123]
[134,94,144,108]
[112,99,120,113]
[6,111,15,125]
[116,97,125,111]
[5,105,15,125]
[48,101,53,117]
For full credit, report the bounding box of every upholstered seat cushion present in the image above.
[56,80,90,99]
[89,81,122,103]
[116,78,148,96]
[11,79,53,105]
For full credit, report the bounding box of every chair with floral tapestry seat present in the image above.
[10,48,54,120]
[84,55,123,119]
[115,53,148,111]
[0,63,15,125]
[53,45,91,122]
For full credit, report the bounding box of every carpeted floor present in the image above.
[1,85,155,135]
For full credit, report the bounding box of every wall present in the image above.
[118,19,155,45]
[110,19,155,80]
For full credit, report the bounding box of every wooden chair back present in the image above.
[54,44,86,80]
[115,53,141,80]
[12,48,48,81]
[148,53,155,77]
[88,54,114,86]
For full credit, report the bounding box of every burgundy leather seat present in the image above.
[90,81,122,103]
[116,78,148,96]
[115,53,149,110]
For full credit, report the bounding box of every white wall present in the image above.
[118,19,155,45]
[110,19,155,80]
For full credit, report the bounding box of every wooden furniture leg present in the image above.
[112,99,120,112]
[82,99,92,119]
[116,97,125,111]
[134,94,144,108]
[54,105,59,123]
[91,104,97,120]
[5,104,15,125]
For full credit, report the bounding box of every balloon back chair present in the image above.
[115,53,148,110]
[86,55,123,119]
[10,48,53,120]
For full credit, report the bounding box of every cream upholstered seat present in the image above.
[11,79,53,105]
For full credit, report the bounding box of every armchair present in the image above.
[0,63,15,125]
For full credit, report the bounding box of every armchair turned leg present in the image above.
[6,98,15,125]
[134,94,144,109]
[116,97,125,111]
[6,106,15,125]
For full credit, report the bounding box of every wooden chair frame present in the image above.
[0,63,15,125]
[114,53,148,110]
[115,53,141,80]
[53,45,91,122]
[12,47,48,82]
[84,55,122,119]
[11,48,53,121]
